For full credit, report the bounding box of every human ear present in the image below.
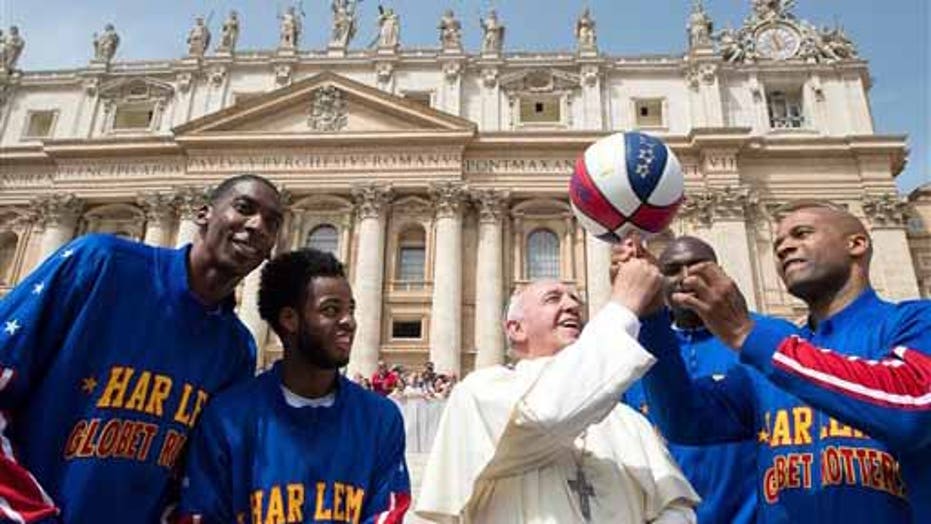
[194,204,211,227]
[278,307,299,336]
[847,233,870,258]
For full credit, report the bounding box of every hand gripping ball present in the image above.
[569,131,684,243]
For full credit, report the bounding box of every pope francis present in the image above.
[416,245,699,523]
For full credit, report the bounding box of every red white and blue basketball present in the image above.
[569,131,684,243]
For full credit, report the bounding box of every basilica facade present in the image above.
[0,1,926,376]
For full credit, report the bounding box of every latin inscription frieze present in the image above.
[186,151,463,173]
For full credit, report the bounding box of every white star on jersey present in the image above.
[32,282,45,295]
[4,320,20,336]
[61,249,75,258]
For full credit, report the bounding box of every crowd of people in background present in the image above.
[353,360,458,400]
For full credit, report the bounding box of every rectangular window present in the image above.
[403,91,432,107]
[634,99,664,128]
[392,320,423,339]
[519,96,561,124]
[397,246,425,281]
[767,90,804,129]
[23,110,57,138]
[113,103,155,130]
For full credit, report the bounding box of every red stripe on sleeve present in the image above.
[376,492,411,524]
[772,336,931,410]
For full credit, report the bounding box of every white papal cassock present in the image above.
[415,302,700,523]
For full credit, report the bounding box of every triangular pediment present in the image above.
[174,72,475,138]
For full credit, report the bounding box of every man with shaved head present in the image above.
[624,236,758,524]
[635,201,931,523]
[416,238,699,523]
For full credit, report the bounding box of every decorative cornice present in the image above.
[429,181,468,218]
[351,182,393,220]
[471,188,510,224]
[862,192,909,228]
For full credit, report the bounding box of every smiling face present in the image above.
[196,179,283,278]
[295,276,357,370]
[506,280,585,359]
[773,207,870,304]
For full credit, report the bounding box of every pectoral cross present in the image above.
[568,465,596,521]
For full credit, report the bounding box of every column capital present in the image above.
[863,192,910,228]
[680,186,756,227]
[351,182,393,220]
[471,188,510,224]
[173,186,210,220]
[430,181,468,219]
[31,194,84,229]
[137,192,178,223]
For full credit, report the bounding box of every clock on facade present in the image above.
[755,23,801,60]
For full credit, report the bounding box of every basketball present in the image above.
[569,131,684,242]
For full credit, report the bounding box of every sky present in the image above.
[1,0,928,193]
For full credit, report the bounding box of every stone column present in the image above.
[238,263,268,355]
[174,187,207,248]
[472,189,508,369]
[348,183,393,377]
[585,233,612,317]
[138,192,177,247]
[863,193,920,300]
[33,194,83,260]
[680,185,760,310]
[428,182,467,375]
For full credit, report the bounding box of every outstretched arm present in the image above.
[638,311,757,445]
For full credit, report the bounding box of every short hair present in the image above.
[258,248,346,334]
[209,174,280,204]
[502,287,525,358]
[773,199,847,219]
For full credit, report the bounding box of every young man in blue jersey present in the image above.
[0,174,283,523]
[636,201,931,523]
[177,248,411,524]
[623,236,757,524]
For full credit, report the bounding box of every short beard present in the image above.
[295,319,349,370]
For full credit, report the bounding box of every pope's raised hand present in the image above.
[610,252,663,318]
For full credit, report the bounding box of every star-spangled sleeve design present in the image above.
[0,237,103,523]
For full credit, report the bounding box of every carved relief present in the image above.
[274,64,292,86]
[863,192,910,227]
[208,65,227,87]
[351,182,393,220]
[176,72,193,93]
[481,67,498,88]
[580,65,599,87]
[308,86,348,132]
[374,62,394,84]
[686,62,717,90]
[442,61,462,82]
[429,181,467,218]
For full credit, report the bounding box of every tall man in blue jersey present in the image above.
[623,236,756,524]
[637,201,931,523]
[0,174,283,523]
[178,248,411,524]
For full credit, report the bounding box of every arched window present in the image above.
[305,224,339,255]
[396,225,426,282]
[526,228,560,280]
[0,232,18,285]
